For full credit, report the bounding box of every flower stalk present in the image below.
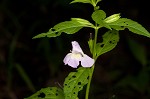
[85,25,99,99]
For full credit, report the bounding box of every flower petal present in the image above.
[63,53,80,68]
[68,58,79,68]
[72,41,84,54]
[81,54,94,67]
[63,53,72,65]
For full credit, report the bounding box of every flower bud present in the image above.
[104,13,121,23]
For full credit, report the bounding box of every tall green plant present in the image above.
[25,0,150,99]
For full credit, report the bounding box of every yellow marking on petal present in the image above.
[71,53,82,59]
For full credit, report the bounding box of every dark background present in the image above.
[0,0,150,99]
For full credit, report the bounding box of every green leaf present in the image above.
[25,87,64,99]
[95,0,102,4]
[96,30,119,57]
[33,18,94,39]
[104,13,120,23]
[91,10,106,24]
[91,10,112,29]
[64,67,91,99]
[70,0,92,4]
[71,18,94,26]
[108,18,150,38]
[91,0,102,7]
[70,0,102,7]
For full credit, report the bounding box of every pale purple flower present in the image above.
[63,41,94,68]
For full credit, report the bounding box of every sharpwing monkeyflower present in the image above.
[63,41,94,68]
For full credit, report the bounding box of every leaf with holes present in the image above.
[96,30,119,57]
[33,18,94,39]
[108,18,150,38]
[24,87,64,99]
[63,67,91,99]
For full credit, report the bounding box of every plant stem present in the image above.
[93,26,98,58]
[85,65,95,99]
[85,26,98,99]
